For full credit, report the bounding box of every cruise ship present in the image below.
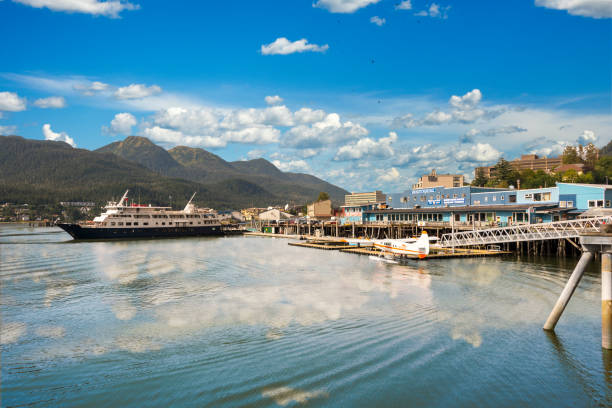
[57,190,225,240]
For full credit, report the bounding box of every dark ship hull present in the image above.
[57,223,226,240]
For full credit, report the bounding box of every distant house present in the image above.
[555,163,585,175]
[307,199,332,220]
[413,169,464,189]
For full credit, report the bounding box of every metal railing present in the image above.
[440,216,612,247]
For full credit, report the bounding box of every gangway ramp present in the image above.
[440,216,612,248]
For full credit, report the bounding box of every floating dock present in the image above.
[288,240,510,260]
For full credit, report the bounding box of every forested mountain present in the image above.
[95,136,347,204]
[601,139,612,157]
[0,135,347,209]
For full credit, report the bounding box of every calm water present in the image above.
[1,225,611,407]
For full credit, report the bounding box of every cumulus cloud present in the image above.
[42,124,76,147]
[0,91,26,111]
[282,113,368,149]
[294,107,326,124]
[108,112,137,135]
[455,143,501,163]
[393,89,506,128]
[265,95,283,105]
[313,0,380,13]
[143,126,226,148]
[377,167,400,183]
[370,16,386,26]
[12,0,140,18]
[33,96,66,108]
[272,159,310,173]
[114,83,162,100]
[73,81,110,95]
[577,129,597,145]
[261,38,329,55]
[0,125,18,135]
[395,0,412,10]
[415,3,450,18]
[535,0,612,19]
[247,149,266,160]
[334,131,397,161]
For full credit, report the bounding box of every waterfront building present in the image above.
[344,191,386,206]
[338,203,380,225]
[476,154,562,178]
[386,186,504,209]
[413,169,464,189]
[307,199,333,220]
[258,208,293,222]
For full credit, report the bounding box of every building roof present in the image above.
[557,182,612,189]
[366,204,559,213]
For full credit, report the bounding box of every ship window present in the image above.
[169,222,173,225]
[126,222,131,226]
[134,222,138,226]
[144,222,148,226]
[162,222,165,225]
[118,222,123,226]
[189,222,193,225]
[111,222,116,226]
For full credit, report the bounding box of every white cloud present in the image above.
[282,113,368,149]
[334,131,397,161]
[42,124,76,147]
[377,167,400,183]
[370,16,386,26]
[33,96,66,108]
[294,107,326,124]
[272,159,310,173]
[247,149,266,160]
[265,95,283,105]
[455,143,501,163]
[13,0,139,18]
[73,81,110,95]
[114,84,162,100]
[109,112,137,135]
[313,0,380,13]
[0,125,17,135]
[535,0,612,19]
[0,91,26,111]
[577,129,597,145]
[223,126,280,144]
[415,3,450,18]
[393,89,506,128]
[143,126,226,149]
[261,38,329,55]
[395,1,412,10]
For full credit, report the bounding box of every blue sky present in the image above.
[0,0,610,192]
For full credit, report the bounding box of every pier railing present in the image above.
[439,216,612,247]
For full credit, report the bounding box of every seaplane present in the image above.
[372,231,433,260]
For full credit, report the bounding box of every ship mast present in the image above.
[118,190,129,207]
[183,192,197,211]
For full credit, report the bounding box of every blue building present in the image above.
[387,186,504,209]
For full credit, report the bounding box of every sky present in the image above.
[0,0,611,193]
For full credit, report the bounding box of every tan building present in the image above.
[307,199,332,220]
[413,169,464,189]
[475,154,563,179]
[344,191,386,206]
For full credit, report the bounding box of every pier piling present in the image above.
[543,251,594,331]
[603,253,612,349]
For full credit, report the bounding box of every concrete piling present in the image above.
[603,253,612,349]
[543,251,594,331]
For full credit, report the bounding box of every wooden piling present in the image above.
[603,253,612,349]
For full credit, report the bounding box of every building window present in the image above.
[492,196,497,202]
[388,196,392,201]
[474,200,480,205]
[484,197,488,202]
[598,200,604,207]
[567,201,573,207]
[607,201,611,208]
[559,201,567,208]
[509,195,517,203]
[543,192,551,201]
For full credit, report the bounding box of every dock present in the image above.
[288,239,511,260]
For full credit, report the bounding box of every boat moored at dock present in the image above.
[58,190,226,240]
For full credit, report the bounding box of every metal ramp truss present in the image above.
[440,216,612,247]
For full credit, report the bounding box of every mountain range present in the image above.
[0,135,348,209]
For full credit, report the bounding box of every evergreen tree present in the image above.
[561,145,581,164]
[471,168,488,187]
[584,143,599,169]
[317,192,330,202]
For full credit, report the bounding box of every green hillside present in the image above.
[0,135,348,209]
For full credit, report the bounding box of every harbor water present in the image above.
[1,224,611,407]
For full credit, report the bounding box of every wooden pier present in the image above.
[288,239,510,260]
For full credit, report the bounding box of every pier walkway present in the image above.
[439,216,612,248]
